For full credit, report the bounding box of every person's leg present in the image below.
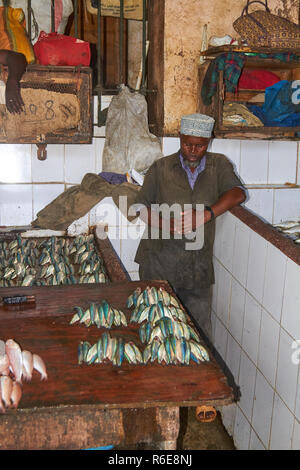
[174,286,212,342]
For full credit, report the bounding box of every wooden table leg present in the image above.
[120,406,180,449]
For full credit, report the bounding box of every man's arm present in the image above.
[0,50,27,114]
[177,187,246,234]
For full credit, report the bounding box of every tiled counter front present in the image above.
[213,208,300,450]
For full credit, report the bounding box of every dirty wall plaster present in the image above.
[163,0,299,134]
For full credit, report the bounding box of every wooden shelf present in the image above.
[198,47,300,140]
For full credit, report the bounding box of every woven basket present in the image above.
[233,0,300,48]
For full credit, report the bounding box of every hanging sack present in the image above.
[102,85,163,174]
[233,0,300,49]
[34,31,91,66]
[0,6,35,63]
[85,0,143,20]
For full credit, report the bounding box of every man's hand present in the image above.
[5,77,25,114]
[173,208,209,235]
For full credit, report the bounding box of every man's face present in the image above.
[180,134,210,165]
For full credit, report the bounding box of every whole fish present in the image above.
[10,381,22,408]
[0,354,10,375]
[32,354,48,380]
[0,376,13,408]
[274,221,300,230]
[5,339,23,383]
[22,350,34,381]
[281,225,300,234]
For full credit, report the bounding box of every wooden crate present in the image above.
[0,65,93,144]
[198,46,300,140]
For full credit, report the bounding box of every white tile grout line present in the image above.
[267,141,270,185]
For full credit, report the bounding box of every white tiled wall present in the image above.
[213,210,300,450]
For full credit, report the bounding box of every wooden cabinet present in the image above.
[197,46,300,140]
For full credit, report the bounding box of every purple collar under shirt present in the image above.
[179,153,206,190]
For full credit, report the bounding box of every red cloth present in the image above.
[238,69,280,90]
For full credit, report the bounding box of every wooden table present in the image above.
[0,280,234,450]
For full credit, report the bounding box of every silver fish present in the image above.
[274,221,300,230]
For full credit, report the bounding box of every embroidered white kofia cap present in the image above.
[180,113,215,138]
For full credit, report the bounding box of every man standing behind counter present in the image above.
[135,113,246,343]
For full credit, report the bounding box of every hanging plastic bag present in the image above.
[102,85,163,174]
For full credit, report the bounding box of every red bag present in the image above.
[34,31,91,66]
[238,69,280,90]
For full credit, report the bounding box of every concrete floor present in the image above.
[179,407,235,450]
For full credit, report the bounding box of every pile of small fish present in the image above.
[0,234,109,287]
[127,286,210,365]
[0,339,47,413]
[78,333,143,366]
[273,220,300,244]
[70,300,127,328]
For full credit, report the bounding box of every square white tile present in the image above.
[292,419,300,450]
[219,403,237,438]
[233,407,251,450]
[242,293,262,366]
[210,139,241,173]
[65,140,96,184]
[273,188,300,224]
[31,144,64,182]
[251,370,274,448]
[0,144,32,183]
[240,140,269,184]
[32,184,65,219]
[212,257,221,314]
[281,258,300,341]
[294,366,300,421]
[162,137,180,156]
[238,351,256,421]
[226,334,242,383]
[232,219,250,287]
[244,188,274,224]
[249,430,267,450]
[129,271,140,281]
[276,327,299,413]
[229,278,246,345]
[246,230,268,304]
[270,393,294,450]
[262,243,287,323]
[268,141,298,185]
[0,184,33,226]
[297,146,300,185]
[214,212,237,271]
[258,308,280,388]
[213,315,228,359]
[120,225,143,273]
[216,264,232,327]
[95,138,105,173]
